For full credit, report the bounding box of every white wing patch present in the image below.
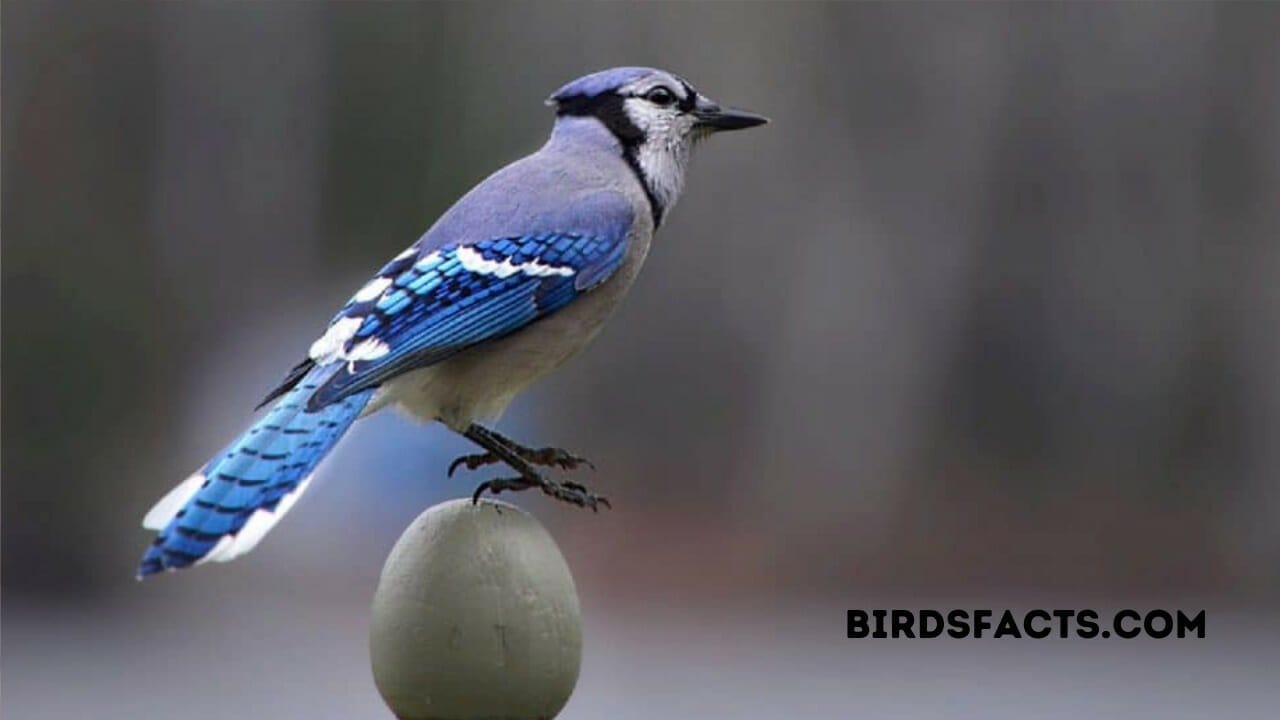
[142,472,206,530]
[309,316,390,368]
[346,337,390,362]
[414,249,442,271]
[343,337,390,371]
[198,475,315,564]
[455,246,575,278]
[310,316,364,363]
[352,276,393,303]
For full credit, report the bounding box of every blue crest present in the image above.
[549,67,664,103]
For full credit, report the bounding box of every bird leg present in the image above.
[459,424,609,511]
[448,427,595,476]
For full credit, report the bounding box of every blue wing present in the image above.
[283,196,634,411]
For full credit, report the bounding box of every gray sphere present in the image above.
[369,498,582,720]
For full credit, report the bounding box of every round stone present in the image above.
[370,498,582,720]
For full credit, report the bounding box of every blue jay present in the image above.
[138,67,767,577]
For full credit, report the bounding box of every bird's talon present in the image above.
[452,447,592,476]
[524,447,595,473]
[471,476,534,503]
[450,452,499,477]
[541,480,609,512]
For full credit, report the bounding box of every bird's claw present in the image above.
[471,476,533,503]
[546,479,610,512]
[525,447,596,472]
[449,453,495,478]
[470,475,610,512]
[449,446,595,477]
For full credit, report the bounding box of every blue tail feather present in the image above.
[138,370,373,578]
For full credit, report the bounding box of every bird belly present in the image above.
[379,232,651,432]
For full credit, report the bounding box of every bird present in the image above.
[137,67,768,578]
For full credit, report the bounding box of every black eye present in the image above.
[645,87,676,106]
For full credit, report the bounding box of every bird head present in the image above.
[548,67,768,224]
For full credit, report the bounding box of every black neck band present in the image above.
[556,94,663,227]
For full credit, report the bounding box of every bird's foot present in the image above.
[523,447,596,472]
[449,446,594,477]
[471,475,610,512]
[550,479,610,511]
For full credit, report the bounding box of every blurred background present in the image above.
[4,2,1279,718]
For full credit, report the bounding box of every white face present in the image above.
[618,73,702,219]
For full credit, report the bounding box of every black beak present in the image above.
[693,102,770,132]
